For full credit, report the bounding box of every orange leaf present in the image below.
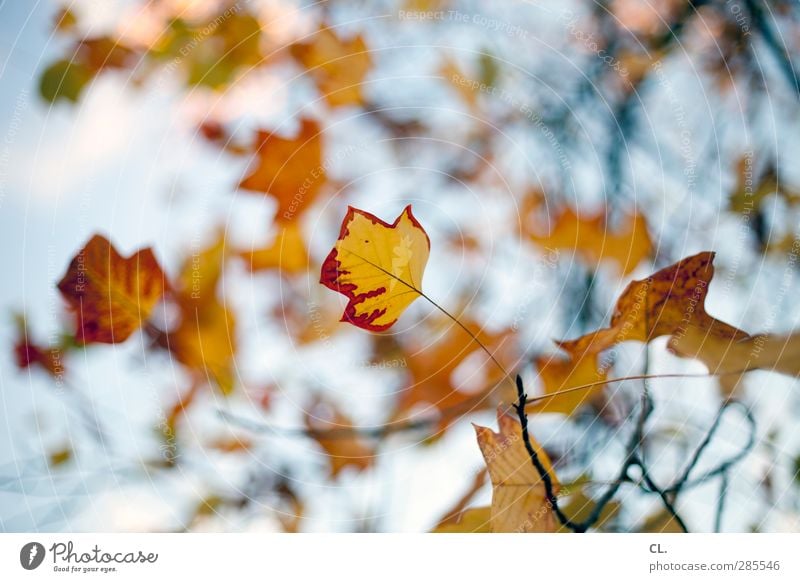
[168,234,237,394]
[290,27,372,108]
[169,299,237,395]
[320,205,430,331]
[239,118,325,222]
[305,399,374,479]
[668,326,800,396]
[557,251,747,357]
[531,352,607,416]
[238,222,309,274]
[548,251,800,397]
[57,234,166,344]
[529,207,652,275]
[392,317,516,421]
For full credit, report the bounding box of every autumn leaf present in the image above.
[551,251,800,397]
[53,7,77,33]
[163,234,237,395]
[728,157,800,215]
[403,0,451,11]
[431,468,489,532]
[531,352,607,416]
[668,327,800,395]
[474,407,558,532]
[290,27,372,108]
[58,234,166,344]
[389,317,516,423]
[431,507,492,533]
[557,252,747,359]
[176,233,226,307]
[48,446,73,468]
[639,508,686,533]
[557,488,619,532]
[12,314,67,378]
[305,399,374,478]
[169,299,237,395]
[238,222,309,274]
[39,37,136,103]
[441,57,479,112]
[152,12,263,89]
[39,60,93,103]
[278,291,345,346]
[320,205,430,331]
[529,207,653,275]
[239,119,325,222]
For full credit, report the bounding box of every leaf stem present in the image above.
[419,291,512,383]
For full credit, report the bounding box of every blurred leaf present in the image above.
[290,27,372,108]
[639,508,685,533]
[239,119,325,222]
[432,507,492,533]
[48,447,72,467]
[58,234,166,344]
[794,454,800,486]
[478,51,499,87]
[531,352,607,416]
[53,7,77,33]
[12,314,66,378]
[153,13,262,89]
[238,222,309,275]
[729,159,800,214]
[39,59,92,103]
[529,208,653,276]
[391,317,516,424]
[305,398,374,479]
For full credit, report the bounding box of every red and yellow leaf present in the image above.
[57,234,166,344]
[320,205,430,331]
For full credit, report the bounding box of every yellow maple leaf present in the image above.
[320,205,430,331]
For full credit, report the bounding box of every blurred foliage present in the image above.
[15,0,800,532]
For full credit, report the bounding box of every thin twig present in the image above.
[634,453,690,533]
[715,471,729,533]
[221,373,758,442]
[663,400,756,496]
[513,375,584,532]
